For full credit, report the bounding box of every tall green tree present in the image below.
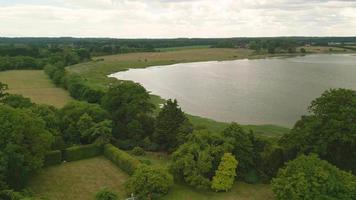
[170,130,231,189]
[60,101,110,145]
[153,99,193,151]
[211,153,238,192]
[101,82,155,141]
[0,105,53,189]
[222,123,255,179]
[281,89,356,173]
[125,165,173,200]
[272,154,356,200]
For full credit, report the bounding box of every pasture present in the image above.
[0,70,73,107]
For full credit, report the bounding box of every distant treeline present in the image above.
[1,36,356,71]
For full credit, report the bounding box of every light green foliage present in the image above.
[153,99,193,151]
[0,81,8,100]
[132,146,145,156]
[170,130,231,190]
[125,165,173,200]
[272,154,356,200]
[0,105,53,189]
[211,153,238,192]
[101,81,155,141]
[103,144,142,175]
[222,123,255,180]
[95,188,118,200]
[281,89,356,173]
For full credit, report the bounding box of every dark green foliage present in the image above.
[222,123,255,180]
[272,154,356,200]
[26,104,64,150]
[1,94,34,109]
[95,188,118,200]
[60,101,110,145]
[63,144,102,162]
[103,144,142,175]
[132,147,145,156]
[125,165,173,200]
[153,99,193,151]
[211,153,238,192]
[44,150,62,166]
[101,82,155,141]
[170,130,231,190]
[0,105,53,189]
[258,143,285,181]
[281,89,356,173]
[0,190,40,200]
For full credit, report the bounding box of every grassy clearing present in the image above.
[156,45,212,52]
[27,157,129,200]
[164,182,274,200]
[0,70,73,107]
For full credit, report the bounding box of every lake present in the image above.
[109,54,356,127]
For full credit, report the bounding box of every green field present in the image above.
[156,45,212,52]
[28,155,273,200]
[27,157,129,200]
[0,70,73,107]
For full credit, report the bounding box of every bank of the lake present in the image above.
[67,48,291,137]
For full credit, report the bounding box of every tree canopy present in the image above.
[153,99,193,151]
[280,88,356,173]
[272,154,356,200]
[211,153,238,192]
[0,105,53,190]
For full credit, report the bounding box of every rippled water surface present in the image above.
[110,54,356,127]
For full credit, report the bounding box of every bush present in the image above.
[132,147,145,156]
[272,154,356,200]
[103,144,141,175]
[125,165,173,200]
[211,153,238,192]
[63,144,102,162]
[95,188,118,200]
[44,150,62,166]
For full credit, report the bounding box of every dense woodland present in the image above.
[0,38,355,199]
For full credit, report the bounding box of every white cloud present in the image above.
[0,0,355,37]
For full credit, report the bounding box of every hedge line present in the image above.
[63,144,102,162]
[44,150,62,166]
[103,144,142,175]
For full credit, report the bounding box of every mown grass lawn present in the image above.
[0,70,73,107]
[27,157,129,200]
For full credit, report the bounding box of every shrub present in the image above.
[44,150,62,166]
[272,154,356,200]
[63,144,102,162]
[103,144,141,175]
[95,188,118,200]
[211,153,238,192]
[132,147,145,156]
[125,165,173,200]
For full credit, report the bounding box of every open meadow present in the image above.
[0,70,73,107]
[27,157,129,200]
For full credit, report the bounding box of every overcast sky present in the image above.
[0,0,355,38]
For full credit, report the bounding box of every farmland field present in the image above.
[0,70,73,107]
